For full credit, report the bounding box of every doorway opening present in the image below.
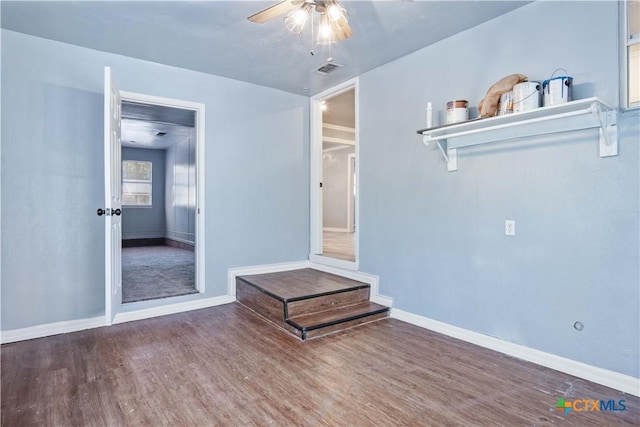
[104,66,205,325]
[310,79,358,268]
[120,100,199,303]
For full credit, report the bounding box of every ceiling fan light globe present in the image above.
[316,14,334,45]
[327,3,344,22]
[284,6,310,34]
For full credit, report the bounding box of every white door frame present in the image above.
[309,78,359,270]
[119,90,206,295]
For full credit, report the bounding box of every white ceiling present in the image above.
[1,1,530,96]
[121,101,195,149]
[121,119,194,149]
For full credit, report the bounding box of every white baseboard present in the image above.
[309,254,358,271]
[114,295,235,324]
[323,227,350,233]
[1,316,105,344]
[0,295,237,344]
[391,308,640,397]
[228,260,311,297]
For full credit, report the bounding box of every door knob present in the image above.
[97,208,122,216]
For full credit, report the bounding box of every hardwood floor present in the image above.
[237,268,369,300]
[2,303,637,426]
[323,231,355,261]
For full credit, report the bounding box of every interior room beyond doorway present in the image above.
[120,100,198,303]
[322,88,356,262]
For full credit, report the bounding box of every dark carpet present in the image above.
[122,246,197,303]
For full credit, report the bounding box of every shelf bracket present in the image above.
[593,103,617,157]
[446,146,458,171]
[423,135,457,171]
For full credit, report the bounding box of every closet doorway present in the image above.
[119,97,202,304]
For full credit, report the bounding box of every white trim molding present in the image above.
[309,254,357,271]
[391,308,640,397]
[1,316,105,344]
[114,295,234,324]
[1,295,236,343]
[323,227,350,233]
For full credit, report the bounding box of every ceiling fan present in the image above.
[248,0,353,45]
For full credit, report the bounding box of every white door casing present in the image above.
[104,66,122,325]
[309,78,359,270]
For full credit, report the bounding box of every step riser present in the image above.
[286,288,370,318]
[294,311,389,340]
[236,279,285,324]
[287,312,389,341]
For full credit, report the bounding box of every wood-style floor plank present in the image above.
[2,303,638,426]
[238,268,367,300]
[323,231,355,262]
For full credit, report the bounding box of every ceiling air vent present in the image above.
[315,62,342,75]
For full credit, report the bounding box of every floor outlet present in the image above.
[505,220,515,236]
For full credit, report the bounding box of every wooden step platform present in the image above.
[236,268,389,340]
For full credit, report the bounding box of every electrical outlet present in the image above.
[505,220,515,236]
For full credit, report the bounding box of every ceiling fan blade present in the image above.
[331,21,352,42]
[248,0,300,23]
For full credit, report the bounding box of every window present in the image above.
[623,0,640,108]
[122,160,152,206]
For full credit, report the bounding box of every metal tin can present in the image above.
[512,81,542,113]
[446,100,469,124]
[542,76,573,106]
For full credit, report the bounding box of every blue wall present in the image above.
[358,1,638,378]
[122,147,167,240]
[1,30,310,329]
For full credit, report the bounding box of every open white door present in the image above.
[104,66,122,325]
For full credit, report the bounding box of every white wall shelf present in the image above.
[416,97,618,171]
